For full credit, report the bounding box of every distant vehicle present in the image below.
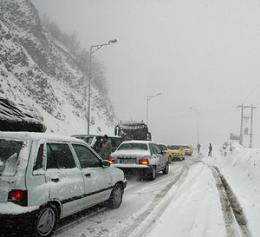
[0,97,46,132]
[167,145,185,161]
[158,144,168,152]
[181,145,193,156]
[72,134,123,153]
[0,132,126,236]
[115,121,152,141]
[110,140,169,180]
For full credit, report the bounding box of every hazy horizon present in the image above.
[33,0,260,147]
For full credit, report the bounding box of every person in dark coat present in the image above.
[208,143,213,157]
[100,135,112,160]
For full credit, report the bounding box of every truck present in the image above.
[114,121,151,141]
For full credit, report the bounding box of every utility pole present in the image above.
[237,104,244,146]
[249,104,256,148]
[87,39,117,135]
[237,104,256,147]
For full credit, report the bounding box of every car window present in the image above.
[118,143,148,150]
[149,144,156,155]
[72,144,101,168]
[33,144,44,171]
[0,139,24,176]
[47,143,76,169]
[153,144,162,154]
[168,145,180,150]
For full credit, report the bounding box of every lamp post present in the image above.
[190,107,200,145]
[146,93,162,127]
[87,39,117,135]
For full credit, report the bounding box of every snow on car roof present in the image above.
[122,140,153,144]
[0,131,84,143]
[72,134,122,138]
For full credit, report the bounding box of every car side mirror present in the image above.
[102,160,110,168]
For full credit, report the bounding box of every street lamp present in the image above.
[87,39,117,135]
[190,107,200,145]
[146,93,162,127]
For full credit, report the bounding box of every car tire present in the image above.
[150,166,157,180]
[163,163,169,175]
[33,205,58,237]
[106,183,123,209]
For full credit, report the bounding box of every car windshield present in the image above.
[168,145,181,150]
[0,139,24,176]
[117,143,148,151]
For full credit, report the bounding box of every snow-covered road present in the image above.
[54,154,253,237]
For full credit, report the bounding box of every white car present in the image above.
[110,140,169,180]
[0,132,126,237]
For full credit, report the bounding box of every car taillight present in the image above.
[108,155,114,164]
[8,190,28,206]
[139,158,149,165]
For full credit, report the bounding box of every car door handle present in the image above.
[84,173,91,177]
[51,178,59,183]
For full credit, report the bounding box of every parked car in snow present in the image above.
[110,140,169,180]
[0,132,126,237]
[72,134,123,153]
[166,145,185,161]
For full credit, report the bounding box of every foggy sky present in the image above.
[33,0,260,148]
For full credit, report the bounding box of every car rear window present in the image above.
[117,143,148,151]
[0,139,24,176]
[168,145,181,150]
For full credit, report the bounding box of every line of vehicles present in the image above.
[0,99,193,236]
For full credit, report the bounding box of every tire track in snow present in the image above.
[54,164,184,237]
[210,166,252,237]
[54,205,107,235]
[123,164,189,237]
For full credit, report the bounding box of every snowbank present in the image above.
[204,143,260,237]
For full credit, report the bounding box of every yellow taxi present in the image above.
[181,145,193,156]
[166,145,185,161]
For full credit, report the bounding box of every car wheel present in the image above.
[33,205,58,237]
[106,183,123,209]
[163,163,169,175]
[150,166,157,180]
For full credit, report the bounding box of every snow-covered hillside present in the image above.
[0,0,115,135]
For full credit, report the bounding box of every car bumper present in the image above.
[112,164,150,169]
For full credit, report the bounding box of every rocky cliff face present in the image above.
[0,0,115,134]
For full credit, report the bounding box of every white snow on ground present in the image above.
[203,143,260,237]
[143,161,226,237]
[51,145,260,237]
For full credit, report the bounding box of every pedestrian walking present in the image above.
[100,135,112,160]
[197,143,201,154]
[208,143,212,157]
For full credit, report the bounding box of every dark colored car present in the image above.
[72,134,123,153]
